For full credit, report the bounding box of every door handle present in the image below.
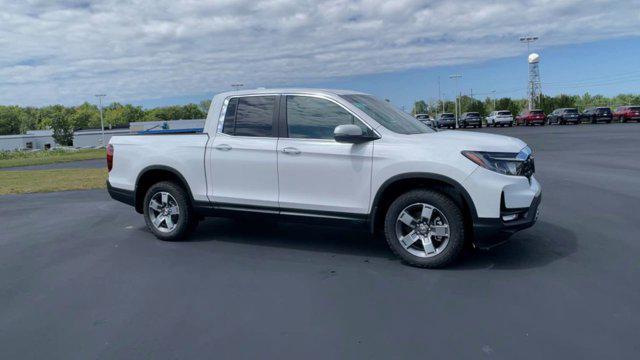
[281,147,301,155]
[215,144,232,151]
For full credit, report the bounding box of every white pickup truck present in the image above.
[107,88,541,268]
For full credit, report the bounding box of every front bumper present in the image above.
[472,193,541,249]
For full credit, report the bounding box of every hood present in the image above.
[428,130,527,153]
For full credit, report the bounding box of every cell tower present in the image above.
[527,53,542,110]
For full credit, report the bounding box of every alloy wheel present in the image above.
[395,203,450,258]
[148,191,180,233]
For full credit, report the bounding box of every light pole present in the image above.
[519,35,538,53]
[449,74,462,128]
[491,90,496,110]
[437,76,442,117]
[231,83,244,91]
[94,94,106,147]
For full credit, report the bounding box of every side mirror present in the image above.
[334,124,376,143]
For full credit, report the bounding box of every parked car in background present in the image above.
[106,88,541,268]
[486,111,514,127]
[459,112,482,128]
[516,109,546,126]
[581,107,613,124]
[548,108,581,125]
[435,113,456,129]
[415,113,435,129]
[614,106,640,122]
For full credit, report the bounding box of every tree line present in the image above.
[412,93,640,118]
[0,100,212,141]
[2,93,639,140]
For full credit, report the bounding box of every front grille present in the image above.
[519,156,535,178]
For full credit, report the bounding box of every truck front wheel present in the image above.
[383,189,465,268]
[143,181,197,241]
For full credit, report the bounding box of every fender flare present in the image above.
[134,165,196,210]
[369,172,479,232]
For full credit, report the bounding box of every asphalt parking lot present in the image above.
[1,123,639,359]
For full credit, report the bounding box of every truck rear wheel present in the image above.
[383,189,465,268]
[143,181,197,241]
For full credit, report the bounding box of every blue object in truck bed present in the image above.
[137,128,204,135]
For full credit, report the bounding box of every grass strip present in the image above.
[0,168,108,195]
[0,149,105,169]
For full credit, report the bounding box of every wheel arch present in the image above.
[134,165,194,214]
[369,173,478,235]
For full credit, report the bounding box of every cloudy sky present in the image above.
[1,0,639,107]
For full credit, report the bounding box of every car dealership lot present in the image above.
[1,124,639,358]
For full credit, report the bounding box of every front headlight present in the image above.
[462,146,532,176]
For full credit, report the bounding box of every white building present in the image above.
[0,128,128,151]
[0,119,206,151]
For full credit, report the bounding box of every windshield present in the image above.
[530,110,543,115]
[628,106,640,111]
[466,112,479,116]
[498,111,511,115]
[441,114,454,118]
[564,109,578,114]
[341,94,433,134]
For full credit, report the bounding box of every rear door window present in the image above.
[226,96,276,137]
[222,98,238,135]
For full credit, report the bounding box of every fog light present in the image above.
[502,214,518,221]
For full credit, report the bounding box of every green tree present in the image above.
[181,103,206,119]
[49,106,74,146]
[199,99,212,114]
[0,106,25,135]
[495,98,521,116]
[122,104,145,124]
[463,99,487,117]
[71,102,100,130]
[412,100,428,115]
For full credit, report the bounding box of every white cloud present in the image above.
[0,0,638,105]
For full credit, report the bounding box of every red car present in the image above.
[516,109,546,126]
[614,106,640,122]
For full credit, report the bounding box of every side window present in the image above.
[286,96,369,139]
[222,98,238,135]
[234,96,276,137]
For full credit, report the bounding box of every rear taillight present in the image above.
[106,144,114,172]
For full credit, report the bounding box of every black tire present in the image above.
[143,181,197,241]
[383,189,466,268]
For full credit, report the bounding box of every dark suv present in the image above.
[435,113,456,129]
[581,107,612,124]
[459,112,482,128]
[548,108,581,125]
